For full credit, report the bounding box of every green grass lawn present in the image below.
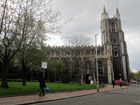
[0,82,101,96]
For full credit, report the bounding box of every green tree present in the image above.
[26,47,48,81]
[18,45,48,85]
[0,0,35,88]
[134,70,140,85]
[130,70,135,79]
[0,0,72,88]
[50,60,64,81]
[130,69,140,85]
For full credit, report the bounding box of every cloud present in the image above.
[47,0,140,72]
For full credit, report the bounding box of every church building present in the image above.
[45,7,130,84]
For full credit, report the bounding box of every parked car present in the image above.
[115,80,129,86]
[130,79,137,84]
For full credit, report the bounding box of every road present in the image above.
[31,85,140,105]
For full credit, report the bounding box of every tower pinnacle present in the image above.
[101,6,108,20]
[103,6,107,13]
[116,7,120,20]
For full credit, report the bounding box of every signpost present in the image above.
[42,62,47,78]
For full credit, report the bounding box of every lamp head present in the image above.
[102,30,107,33]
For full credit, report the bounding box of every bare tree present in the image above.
[68,34,92,86]
[0,0,72,88]
[68,34,91,46]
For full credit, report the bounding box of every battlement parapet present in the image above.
[47,45,103,49]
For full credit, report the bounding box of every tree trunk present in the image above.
[78,69,81,86]
[55,74,56,82]
[1,64,9,88]
[22,60,26,86]
[59,75,61,81]
[22,70,26,85]
[30,71,34,81]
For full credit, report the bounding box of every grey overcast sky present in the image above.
[47,0,140,73]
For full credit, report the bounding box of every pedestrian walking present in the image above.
[39,77,46,96]
[120,78,122,87]
[112,80,115,88]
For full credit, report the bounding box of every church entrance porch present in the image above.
[85,74,91,84]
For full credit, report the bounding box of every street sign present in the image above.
[42,62,47,69]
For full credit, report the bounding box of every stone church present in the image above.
[45,7,130,84]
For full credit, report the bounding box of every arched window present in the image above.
[85,61,91,73]
[97,50,100,55]
[113,39,117,44]
[86,61,91,67]
[98,61,103,75]
[74,61,79,67]
[75,51,80,56]
[63,61,68,74]
[111,22,116,32]
[65,51,70,55]
[91,49,94,55]
[74,68,79,74]
[64,61,68,67]
[46,51,50,56]
[114,52,118,57]
[64,68,68,74]
[85,50,90,55]
[55,51,60,56]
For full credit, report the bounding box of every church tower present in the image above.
[101,7,130,82]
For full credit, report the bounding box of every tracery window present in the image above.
[97,50,100,55]
[75,51,80,56]
[55,51,60,56]
[64,68,68,74]
[65,51,70,55]
[85,50,90,55]
[74,61,80,67]
[64,61,68,67]
[113,39,117,44]
[114,52,118,57]
[86,61,91,67]
[98,61,103,75]
[74,68,79,74]
[111,22,116,32]
[91,49,94,55]
[74,61,79,74]
[46,51,50,56]
[63,61,68,74]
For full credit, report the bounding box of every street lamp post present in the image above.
[95,33,99,92]
[95,30,106,92]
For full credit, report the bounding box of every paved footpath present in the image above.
[0,85,128,105]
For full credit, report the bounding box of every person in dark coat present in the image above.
[112,80,115,88]
[39,77,46,96]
